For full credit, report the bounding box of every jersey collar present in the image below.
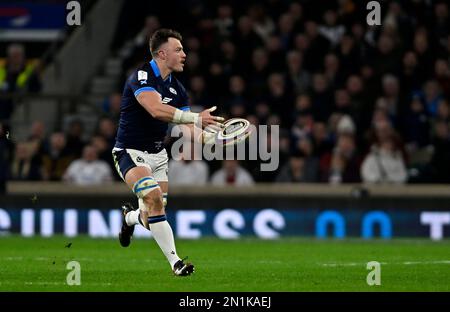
[150,59,172,83]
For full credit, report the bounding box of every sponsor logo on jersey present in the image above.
[162,97,173,104]
[169,87,177,95]
[138,71,148,81]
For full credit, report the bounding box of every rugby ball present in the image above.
[216,118,252,146]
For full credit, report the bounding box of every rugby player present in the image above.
[112,29,223,276]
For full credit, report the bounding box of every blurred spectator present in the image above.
[277,13,295,51]
[430,120,450,183]
[63,145,113,185]
[291,109,314,141]
[189,75,210,109]
[434,59,450,97]
[286,50,310,95]
[402,96,431,150]
[206,61,228,99]
[327,133,361,184]
[373,33,400,79]
[399,51,422,96]
[276,150,317,183]
[266,35,286,71]
[214,4,234,38]
[65,119,86,158]
[361,123,408,184]
[336,114,356,135]
[312,121,333,158]
[335,34,359,78]
[310,73,332,122]
[318,10,345,47]
[102,92,122,122]
[0,44,41,122]
[295,137,319,182]
[168,144,209,186]
[294,94,312,113]
[248,4,275,43]
[413,29,434,79]
[303,20,330,73]
[422,80,444,117]
[97,117,117,150]
[41,132,74,181]
[433,3,449,48]
[10,142,42,181]
[27,120,47,160]
[254,101,271,124]
[211,160,254,186]
[278,128,291,166]
[0,122,13,192]
[229,102,247,118]
[226,75,249,110]
[333,89,352,116]
[248,48,271,99]
[435,99,449,123]
[184,49,201,76]
[345,74,369,130]
[265,72,293,125]
[90,135,116,179]
[233,15,264,73]
[376,74,402,123]
[218,40,238,76]
[323,53,344,89]
[267,112,281,124]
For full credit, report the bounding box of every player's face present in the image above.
[160,38,186,72]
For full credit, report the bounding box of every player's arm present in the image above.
[136,91,223,128]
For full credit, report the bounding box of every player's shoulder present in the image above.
[127,62,156,85]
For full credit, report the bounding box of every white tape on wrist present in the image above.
[172,109,199,124]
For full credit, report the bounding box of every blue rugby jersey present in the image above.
[114,59,190,152]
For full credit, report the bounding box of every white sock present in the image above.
[125,209,140,226]
[125,198,145,227]
[149,218,181,268]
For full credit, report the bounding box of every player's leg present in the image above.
[149,151,194,276]
[115,166,156,247]
[119,201,138,247]
[112,149,143,246]
[142,180,182,268]
[157,183,194,276]
[125,167,192,275]
[123,166,154,228]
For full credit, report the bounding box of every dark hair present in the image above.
[149,28,182,57]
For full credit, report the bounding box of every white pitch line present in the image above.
[25,282,65,286]
[1,257,159,263]
[402,260,450,265]
[23,282,113,286]
[320,260,450,267]
[3,257,23,261]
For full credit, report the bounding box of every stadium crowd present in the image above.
[1,0,450,187]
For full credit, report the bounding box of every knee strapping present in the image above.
[133,177,160,198]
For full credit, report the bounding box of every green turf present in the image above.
[0,236,449,291]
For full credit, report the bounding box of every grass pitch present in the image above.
[0,236,449,291]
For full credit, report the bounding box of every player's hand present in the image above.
[198,106,224,129]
